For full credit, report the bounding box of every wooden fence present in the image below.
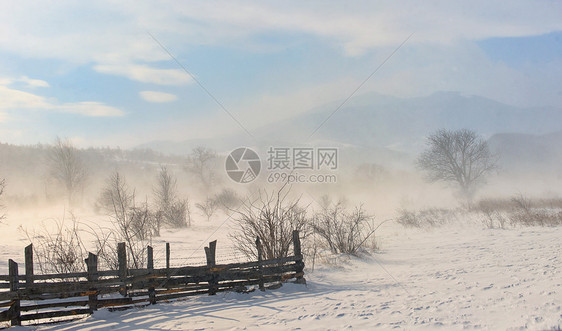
[0,230,305,327]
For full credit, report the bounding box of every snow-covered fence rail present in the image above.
[0,230,305,327]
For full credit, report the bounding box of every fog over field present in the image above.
[0,1,561,330]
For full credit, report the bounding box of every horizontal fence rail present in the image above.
[0,230,305,327]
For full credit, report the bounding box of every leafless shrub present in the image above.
[230,187,309,260]
[511,194,532,213]
[508,195,562,227]
[535,198,562,209]
[129,203,161,241]
[162,199,191,228]
[396,208,457,228]
[474,195,562,228]
[396,208,420,228]
[212,188,241,213]
[476,198,513,213]
[196,198,218,222]
[21,215,88,274]
[313,201,375,255]
[474,197,517,228]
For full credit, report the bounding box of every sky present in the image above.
[0,1,561,148]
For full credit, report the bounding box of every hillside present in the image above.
[139,91,562,157]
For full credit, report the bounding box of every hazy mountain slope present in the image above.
[139,91,562,162]
[488,131,562,174]
[261,91,562,152]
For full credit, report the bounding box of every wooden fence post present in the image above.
[117,242,127,296]
[147,245,156,304]
[25,244,34,287]
[8,259,21,326]
[204,240,217,295]
[165,243,170,277]
[292,230,306,284]
[255,237,265,291]
[86,253,98,312]
[205,240,216,267]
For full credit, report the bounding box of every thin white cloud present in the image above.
[0,76,49,88]
[59,102,125,117]
[139,90,178,103]
[94,64,192,85]
[0,85,124,117]
[19,76,49,88]
[0,85,51,109]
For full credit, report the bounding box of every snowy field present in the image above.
[2,214,560,330]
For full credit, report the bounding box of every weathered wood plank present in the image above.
[155,289,210,302]
[20,300,89,312]
[0,309,9,322]
[0,300,12,308]
[20,308,91,322]
[97,297,133,308]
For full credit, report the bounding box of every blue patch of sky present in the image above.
[478,31,562,66]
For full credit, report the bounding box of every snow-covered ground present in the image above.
[3,215,559,330]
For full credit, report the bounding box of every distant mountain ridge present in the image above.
[138,91,562,167]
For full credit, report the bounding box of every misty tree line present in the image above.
[0,139,221,208]
[0,128,498,211]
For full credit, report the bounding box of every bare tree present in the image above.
[196,197,218,222]
[185,146,217,189]
[48,137,87,206]
[417,129,497,201]
[154,166,176,209]
[153,166,189,229]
